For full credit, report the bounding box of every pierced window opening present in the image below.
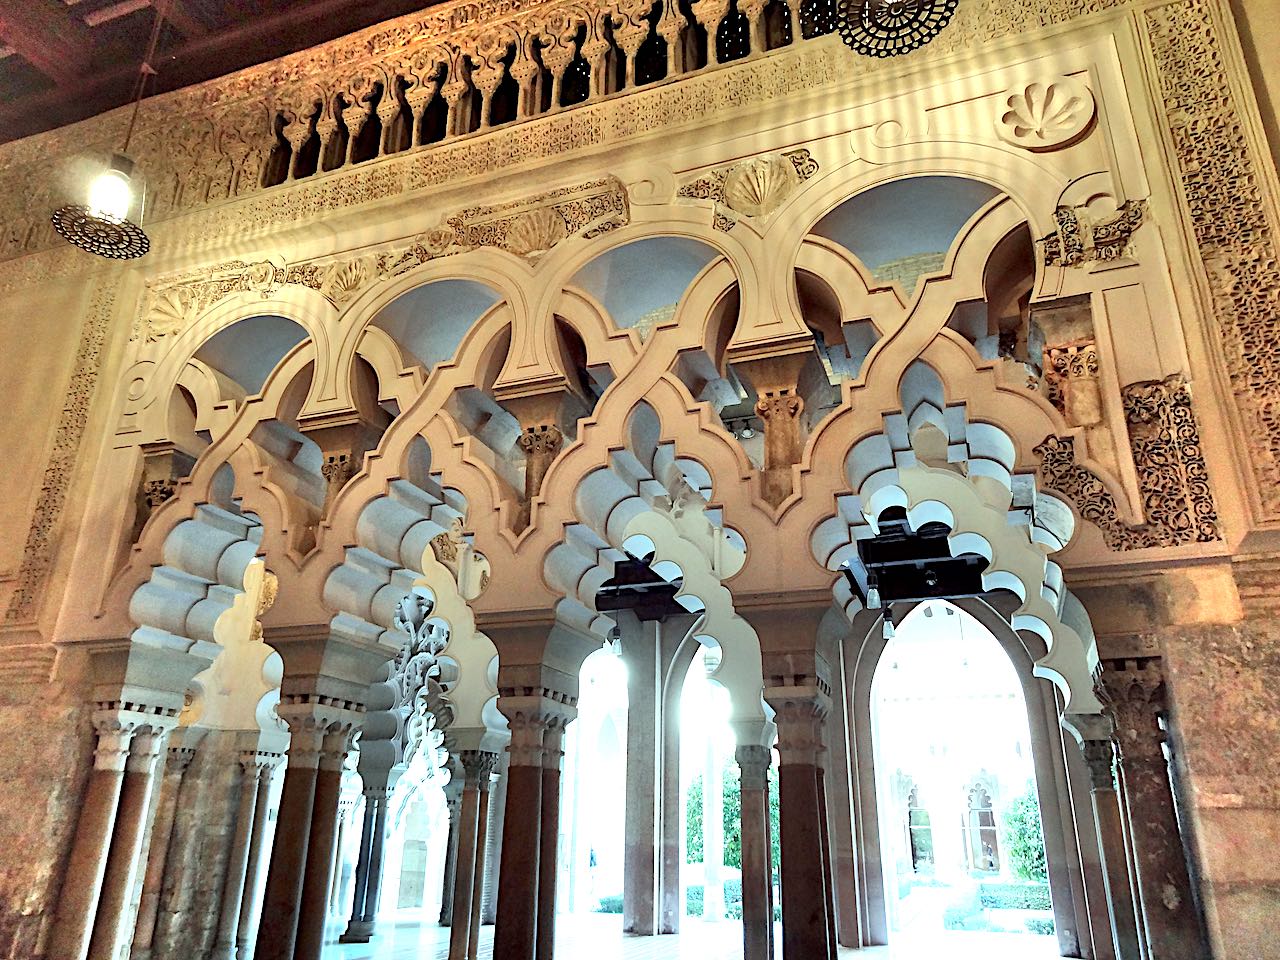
[291,108,322,180]
[800,0,839,38]
[321,106,349,172]
[634,4,668,86]
[764,0,793,48]
[350,85,384,164]
[715,0,751,62]
[489,48,520,126]
[419,72,449,144]
[965,786,1000,874]
[261,114,291,188]
[678,0,709,69]
[907,786,934,874]
[383,78,414,154]
[561,26,591,106]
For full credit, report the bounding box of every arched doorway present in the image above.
[870,600,1060,957]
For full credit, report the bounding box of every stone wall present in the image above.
[1162,620,1280,960]
[0,664,91,958]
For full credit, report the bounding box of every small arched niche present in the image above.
[812,177,1002,295]
[570,236,720,335]
[370,279,502,372]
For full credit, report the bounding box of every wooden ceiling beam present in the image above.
[160,1,208,39]
[0,0,96,86]
[0,0,438,142]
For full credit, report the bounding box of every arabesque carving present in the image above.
[1036,374,1220,550]
[1041,200,1144,267]
[1145,0,1280,520]
[138,177,628,340]
[6,281,118,623]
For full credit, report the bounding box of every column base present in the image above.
[339,921,375,943]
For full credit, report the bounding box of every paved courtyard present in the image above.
[321,913,1065,959]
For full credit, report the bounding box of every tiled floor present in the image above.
[321,914,1065,959]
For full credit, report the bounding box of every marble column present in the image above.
[342,789,389,942]
[771,698,833,960]
[1083,738,1143,960]
[211,753,271,960]
[537,723,566,960]
[294,729,353,960]
[494,709,548,959]
[255,718,335,960]
[621,617,661,936]
[1100,659,1206,960]
[48,720,135,960]
[237,758,279,959]
[815,765,838,958]
[468,769,496,960]
[439,780,463,926]
[450,751,498,960]
[481,754,509,926]
[88,726,169,960]
[737,745,774,960]
[130,742,196,960]
[659,677,683,934]
[328,802,351,916]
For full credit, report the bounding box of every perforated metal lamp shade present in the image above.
[836,0,959,57]
[51,153,150,260]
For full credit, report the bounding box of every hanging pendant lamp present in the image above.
[51,1,173,260]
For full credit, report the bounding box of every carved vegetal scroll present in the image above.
[1036,374,1220,550]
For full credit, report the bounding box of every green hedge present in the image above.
[597,879,781,920]
[978,880,1052,911]
[1025,917,1056,936]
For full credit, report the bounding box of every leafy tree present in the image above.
[1002,791,1048,881]
[686,759,781,879]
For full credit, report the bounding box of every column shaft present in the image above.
[468,786,492,960]
[1085,748,1142,960]
[1101,659,1205,960]
[130,747,193,960]
[362,796,390,925]
[254,755,320,960]
[341,796,377,942]
[211,759,264,960]
[494,755,544,957]
[294,760,345,960]
[88,729,166,960]
[737,745,773,960]
[621,617,660,936]
[815,766,837,958]
[449,781,483,959]
[536,727,564,960]
[49,727,133,960]
[777,761,831,960]
[439,786,462,926]
[237,763,276,957]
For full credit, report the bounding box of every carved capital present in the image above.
[1097,657,1167,765]
[766,695,827,767]
[755,390,803,423]
[1081,737,1117,792]
[517,423,565,458]
[457,749,500,786]
[735,743,772,791]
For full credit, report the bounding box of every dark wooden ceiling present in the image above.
[0,0,443,145]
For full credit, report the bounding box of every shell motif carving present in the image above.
[319,256,372,307]
[721,154,800,218]
[997,76,1095,152]
[504,207,570,257]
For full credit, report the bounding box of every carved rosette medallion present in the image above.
[997,76,1096,152]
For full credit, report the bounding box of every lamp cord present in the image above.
[122,0,173,154]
